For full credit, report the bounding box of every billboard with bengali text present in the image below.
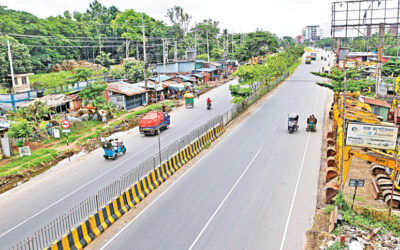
[346,123,398,150]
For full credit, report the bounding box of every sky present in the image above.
[0,0,332,37]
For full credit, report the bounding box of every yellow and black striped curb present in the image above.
[44,220,95,250]
[45,124,225,250]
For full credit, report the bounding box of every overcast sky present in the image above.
[1,0,332,37]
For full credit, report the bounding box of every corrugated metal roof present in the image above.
[191,74,204,78]
[107,82,147,96]
[363,97,391,108]
[196,68,217,73]
[209,62,222,66]
[177,75,193,81]
[22,94,78,108]
[149,75,172,82]
[133,81,165,91]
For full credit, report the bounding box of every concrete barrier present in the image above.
[47,124,224,249]
[44,220,95,250]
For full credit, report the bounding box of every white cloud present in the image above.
[0,0,332,37]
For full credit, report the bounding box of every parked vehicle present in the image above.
[102,139,126,160]
[310,52,317,60]
[305,56,312,64]
[139,111,170,135]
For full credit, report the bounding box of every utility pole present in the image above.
[95,23,102,52]
[376,23,385,98]
[231,33,234,55]
[136,42,139,60]
[141,13,148,105]
[194,23,198,58]
[223,32,227,60]
[206,30,210,62]
[166,39,169,62]
[174,41,178,61]
[389,139,399,216]
[7,40,16,93]
[163,38,167,73]
[339,66,347,196]
[125,39,129,59]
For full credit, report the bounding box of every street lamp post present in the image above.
[157,74,162,166]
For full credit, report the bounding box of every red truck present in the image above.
[139,111,170,135]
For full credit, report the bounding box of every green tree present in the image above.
[8,119,34,140]
[110,65,125,79]
[311,68,374,92]
[166,6,191,38]
[10,101,53,129]
[72,68,92,82]
[196,54,209,61]
[211,47,223,60]
[123,59,148,82]
[95,51,115,68]
[235,31,279,61]
[0,36,32,81]
[78,81,108,109]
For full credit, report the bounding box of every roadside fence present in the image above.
[12,71,290,250]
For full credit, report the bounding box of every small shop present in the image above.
[106,81,147,110]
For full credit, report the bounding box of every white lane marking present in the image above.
[101,88,277,249]
[188,147,263,250]
[99,128,233,250]
[0,93,232,238]
[279,88,321,250]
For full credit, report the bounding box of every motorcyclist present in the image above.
[207,97,212,109]
[307,114,317,125]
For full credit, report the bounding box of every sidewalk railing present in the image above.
[12,71,290,250]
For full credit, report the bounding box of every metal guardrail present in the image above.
[12,71,290,250]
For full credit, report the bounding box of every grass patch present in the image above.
[288,58,302,75]
[335,192,400,237]
[328,241,348,250]
[0,148,58,177]
[78,130,102,145]
[30,71,73,88]
[56,134,82,145]
[204,142,211,149]
[345,194,367,202]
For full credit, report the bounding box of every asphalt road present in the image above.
[0,78,235,248]
[100,52,330,250]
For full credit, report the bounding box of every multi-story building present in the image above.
[301,25,321,42]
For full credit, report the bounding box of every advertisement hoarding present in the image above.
[346,123,398,150]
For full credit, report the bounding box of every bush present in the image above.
[325,205,335,214]
[16,140,24,147]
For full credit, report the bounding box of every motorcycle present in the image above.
[207,102,212,110]
[288,114,299,134]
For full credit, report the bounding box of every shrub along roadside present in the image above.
[231,45,304,104]
[334,192,400,237]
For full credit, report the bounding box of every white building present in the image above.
[8,73,34,93]
[302,25,322,42]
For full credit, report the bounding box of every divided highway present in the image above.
[0,79,235,248]
[100,55,330,250]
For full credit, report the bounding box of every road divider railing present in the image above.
[13,71,289,250]
[46,124,225,250]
